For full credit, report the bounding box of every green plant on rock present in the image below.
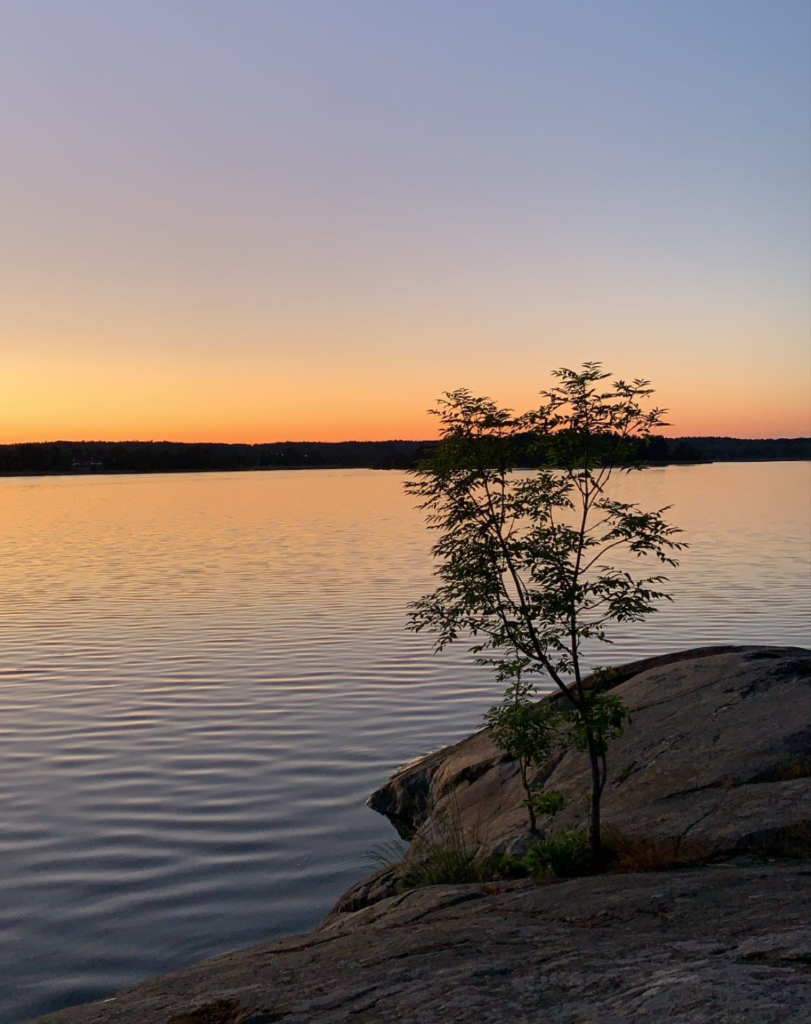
[483,672,565,832]
[521,829,595,878]
[560,685,631,818]
[407,363,685,857]
[526,787,568,821]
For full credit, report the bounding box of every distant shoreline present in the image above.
[1,436,809,480]
[0,433,809,481]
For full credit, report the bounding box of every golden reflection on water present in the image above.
[0,464,808,1023]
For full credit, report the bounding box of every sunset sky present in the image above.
[2,0,809,443]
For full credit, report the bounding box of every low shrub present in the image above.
[489,829,597,880]
[521,829,596,877]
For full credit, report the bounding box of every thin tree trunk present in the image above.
[586,734,602,856]
[521,760,538,833]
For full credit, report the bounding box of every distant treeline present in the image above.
[0,440,423,475]
[665,436,811,462]
[0,435,808,476]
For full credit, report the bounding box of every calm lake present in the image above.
[1,463,809,1022]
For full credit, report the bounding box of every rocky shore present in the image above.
[33,646,811,1024]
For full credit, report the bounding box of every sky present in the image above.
[2,0,809,443]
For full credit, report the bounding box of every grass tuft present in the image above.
[401,799,485,888]
[367,797,492,890]
[365,838,408,871]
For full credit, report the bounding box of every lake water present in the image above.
[1,463,809,1022]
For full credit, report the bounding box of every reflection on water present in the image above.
[0,463,809,1021]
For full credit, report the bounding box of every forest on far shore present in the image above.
[0,435,808,476]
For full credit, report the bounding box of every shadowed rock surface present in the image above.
[31,646,811,1024]
[33,865,811,1023]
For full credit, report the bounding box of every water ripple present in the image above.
[0,464,809,1022]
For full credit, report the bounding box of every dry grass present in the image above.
[607,836,683,872]
[602,827,718,872]
[749,823,811,859]
[168,1000,251,1024]
[168,998,284,1024]
[770,755,811,782]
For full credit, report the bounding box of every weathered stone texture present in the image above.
[34,865,811,1024]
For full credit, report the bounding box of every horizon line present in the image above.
[2,433,811,447]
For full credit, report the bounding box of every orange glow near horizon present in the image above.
[4,343,809,445]
[3,3,809,450]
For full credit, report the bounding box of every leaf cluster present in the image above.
[562,691,631,757]
[406,364,686,691]
[483,681,562,769]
